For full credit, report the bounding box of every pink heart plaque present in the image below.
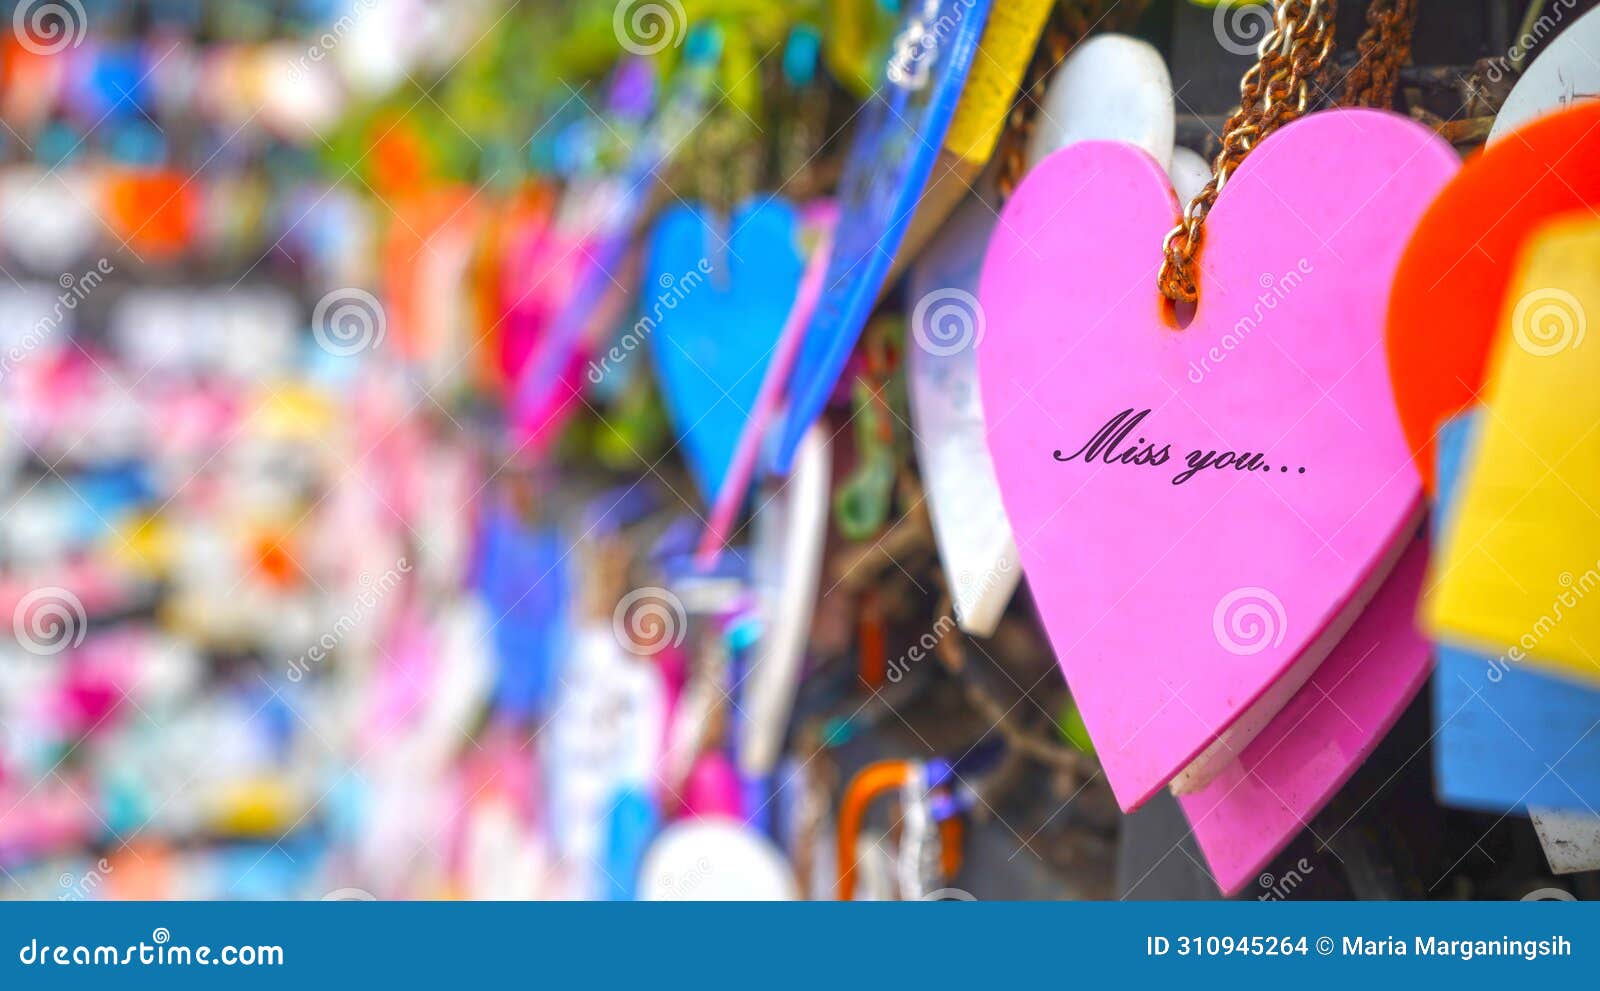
[977,110,1457,810]
[1178,537,1432,895]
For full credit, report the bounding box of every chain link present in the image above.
[1340,0,1417,109]
[1158,0,1339,304]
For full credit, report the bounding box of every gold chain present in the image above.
[1158,0,1339,305]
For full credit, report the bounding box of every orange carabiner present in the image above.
[836,760,963,900]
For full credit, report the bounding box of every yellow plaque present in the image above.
[1428,214,1600,687]
[943,0,1055,163]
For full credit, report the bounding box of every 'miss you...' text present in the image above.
[1053,408,1308,486]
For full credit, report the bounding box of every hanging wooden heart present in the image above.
[1387,101,1600,491]
[647,199,803,504]
[977,110,1458,810]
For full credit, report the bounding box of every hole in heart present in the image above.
[1160,295,1198,330]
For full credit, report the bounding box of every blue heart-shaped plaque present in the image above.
[647,198,803,502]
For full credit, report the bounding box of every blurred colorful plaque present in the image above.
[1427,215,1600,688]
[1432,412,1600,815]
[774,0,992,471]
